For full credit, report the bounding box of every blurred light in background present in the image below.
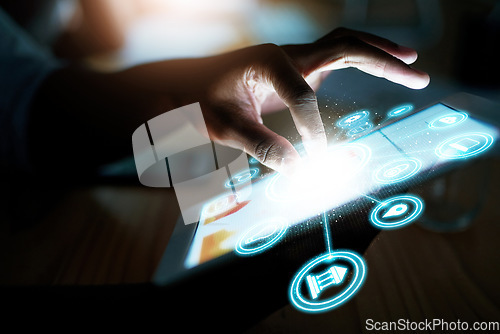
[119,0,256,65]
[86,0,443,69]
[79,0,498,94]
[87,0,324,69]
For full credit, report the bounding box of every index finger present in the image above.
[258,44,327,157]
[218,117,302,176]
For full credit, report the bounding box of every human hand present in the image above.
[197,27,429,175]
[29,28,429,178]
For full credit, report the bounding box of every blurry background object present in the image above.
[455,1,500,88]
[4,0,492,97]
[415,159,491,232]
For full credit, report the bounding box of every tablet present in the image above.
[153,93,500,286]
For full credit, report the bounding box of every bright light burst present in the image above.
[266,143,371,210]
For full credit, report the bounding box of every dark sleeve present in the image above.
[0,7,62,171]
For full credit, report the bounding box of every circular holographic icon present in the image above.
[369,194,424,229]
[387,104,413,117]
[336,110,370,128]
[374,158,422,184]
[346,123,373,137]
[289,250,367,313]
[201,193,239,219]
[235,218,288,256]
[435,132,495,160]
[429,112,468,130]
[224,168,260,188]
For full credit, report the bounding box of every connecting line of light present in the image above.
[322,191,384,256]
[361,194,382,204]
[322,210,333,256]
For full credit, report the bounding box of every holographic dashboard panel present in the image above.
[184,102,499,269]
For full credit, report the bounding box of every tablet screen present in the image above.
[184,103,498,268]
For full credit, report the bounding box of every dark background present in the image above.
[1,0,499,332]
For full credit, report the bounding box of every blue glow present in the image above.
[289,250,367,313]
[248,157,259,164]
[369,194,424,229]
[435,132,495,159]
[234,219,288,256]
[336,110,370,128]
[387,104,413,117]
[224,168,260,188]
[347,123,373,137]
[429,112,468,129]
[322,211,332,255]
[374,158,422,184]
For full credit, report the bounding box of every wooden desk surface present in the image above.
[0,185,179,286]
[1,159,499,332]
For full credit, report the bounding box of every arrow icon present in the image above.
[306,264,349,299]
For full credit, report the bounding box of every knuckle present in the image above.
[337,35,362,50]
[288,89,317,110]
[288,87,317,107]
[258,43,283,60]
[319,27,350,42]
[336,36,363,65]
[253,139,277,164]
[260,42,281,53]
[373,58,388,75]
[242,43,284,67]
[260,43,293,67]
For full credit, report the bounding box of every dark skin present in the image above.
[28,28,429,177]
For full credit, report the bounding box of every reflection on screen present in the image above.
[185,104,498,268]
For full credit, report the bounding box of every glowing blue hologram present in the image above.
[387,104,413,117]
[346,123,373,137]
[199,192,241,221]
[306,264,348,299]
[336,110,370,128]
[449,138,479,151]
[429,112,468,129]
[235,218,288,256]
[248,157,259,164]
[374,157,422,184]
[382,203,408,218]
[224,168,260,188]
[369,195,424,229]
[289,251,367,313]
[435,132,495,159]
